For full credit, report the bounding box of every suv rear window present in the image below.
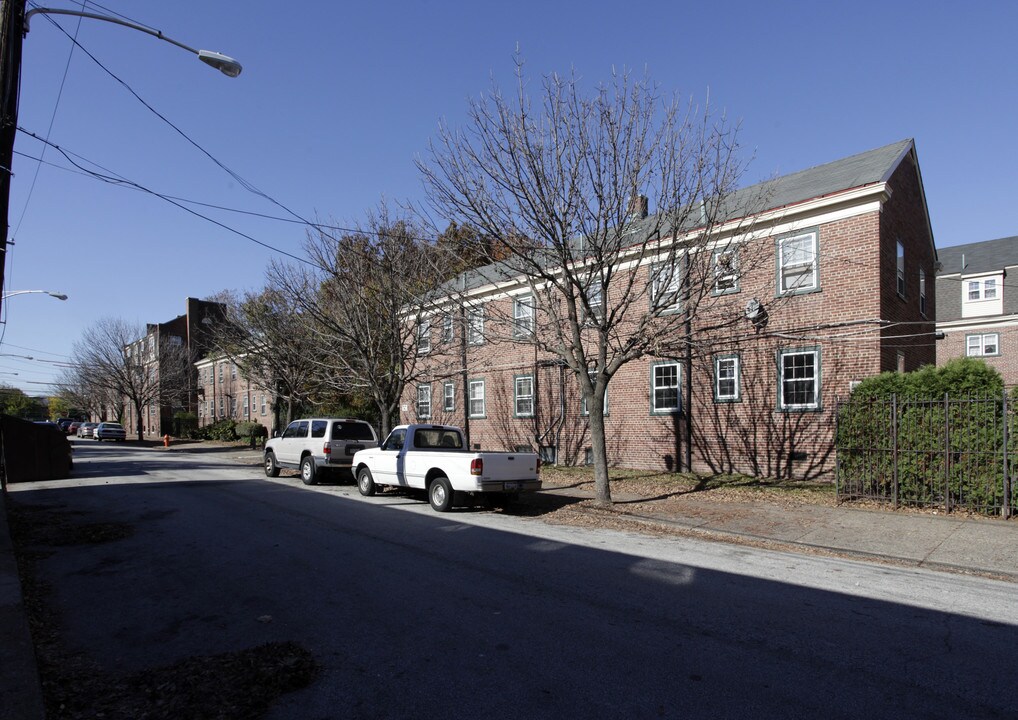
[331,422,375,441]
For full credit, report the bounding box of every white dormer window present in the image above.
[962,274,1004,319]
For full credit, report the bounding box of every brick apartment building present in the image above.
[406,139,937,480]
[935,236,1018,383]
[122,297,224,437]
[194,353,274,434]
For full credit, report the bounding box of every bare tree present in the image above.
[54,371,122,422]
[202,287,325,428]
[418,62,765,504]
[270,204,450,438]
[69,317,191,441]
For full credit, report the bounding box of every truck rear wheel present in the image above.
[300,456,317,485]
[357,467,376,496]
[429,476,454,512]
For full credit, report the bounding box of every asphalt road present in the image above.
[9,440,1018,719]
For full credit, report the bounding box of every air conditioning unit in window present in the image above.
[745,298,768,331]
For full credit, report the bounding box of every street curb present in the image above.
[0,489,46,720]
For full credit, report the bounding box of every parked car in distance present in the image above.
[264,418,378,485]
[56,418,74,433]
[67,421,81,435]
[77,422,98,438]
[94,422,127,441]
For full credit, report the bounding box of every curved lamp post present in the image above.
[2,289,67,301]
[0,3,242,320]
[23,8,242,76]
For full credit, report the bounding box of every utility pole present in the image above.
[0,0,25,318]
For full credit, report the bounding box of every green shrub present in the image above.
[173,411,199,439]
[234,421,260,439]
[840,358,1010,513]
[196,419,237,441]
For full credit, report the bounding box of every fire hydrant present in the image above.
[163,434,171,448]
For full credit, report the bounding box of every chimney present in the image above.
[628,194,649,219]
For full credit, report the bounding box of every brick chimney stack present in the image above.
[628,194,649,219]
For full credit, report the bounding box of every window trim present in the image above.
[467,307,485,345]
[714,354,742,403]
[896,240,906,299]
[441,314,454,343]
[514,374,535,418]
[919,268,927,317]
[468,378,486,418]
[417,319,431,355]
[582,371,609,416]
[513,294,535,338]
[966,333,1000,357]
[711,248,740,296]
[777,346,822,412]
[416,383,432,419]
[775,228,820,296]
[650,259,683,313]
[442,381,455,412]
[650,361,681,415]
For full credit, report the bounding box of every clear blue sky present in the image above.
[3,0,1016,395]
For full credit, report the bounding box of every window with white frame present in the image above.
[260,396,267,415]
[417,319,431,354]
[714,355,741,402]
[513,295,534,337]
[651,362,680,413]
[467,307,484,345]
[443,381,455,412]
[582,371,608,415]
[896,241,905,297]
[919,268,927,316]
[967,278,998,301]
[468,380,486,417]
[231,364,237,379]
[585,280,604,322]
[243,396,249,417]
[416,384,432,419]
[779,348,820,410]
[712,248,739,294]
[966,333,999,357]
[651,260,682,312]
[441,314,454,343]
[515,375,534,417]
[777,230,818,294]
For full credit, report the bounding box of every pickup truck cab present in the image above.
[264,418,378,485]
[352,424,541,511]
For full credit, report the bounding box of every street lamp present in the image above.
[23,8,243,77]
[0,1,243,320]
[2,289,67,300]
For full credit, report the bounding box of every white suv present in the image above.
[264,418,378,485]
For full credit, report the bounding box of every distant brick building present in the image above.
[407,140,937,480]
[194,354,274,434]
[122,297,224,437]
[935,236,1018,383]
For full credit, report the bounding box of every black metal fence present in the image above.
[835,393,1016,518]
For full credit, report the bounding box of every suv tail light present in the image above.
[323,443,331,456]
[470,458,483,476]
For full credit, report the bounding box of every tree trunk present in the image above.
[133,400,144,442]
[588,400,612,505]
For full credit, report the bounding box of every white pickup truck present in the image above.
[351,424,541,511]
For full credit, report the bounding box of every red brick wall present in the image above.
[405,164,934,480]
[937,325,1018,383]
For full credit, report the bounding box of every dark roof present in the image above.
[935,236,1018,276]
[733,139,913,215]
[451,139,916,292]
